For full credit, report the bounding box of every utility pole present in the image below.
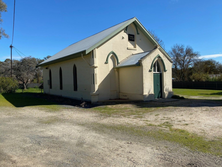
[10,45,13,77]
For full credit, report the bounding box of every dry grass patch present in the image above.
[38,116,62,124]
[93,104,156,117]
[90,122,222,156]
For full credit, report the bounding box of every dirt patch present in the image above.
[142,106,222,139]
[0,99,222,166]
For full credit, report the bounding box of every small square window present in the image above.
[128,34,135,41]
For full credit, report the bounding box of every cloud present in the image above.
[199,54,222,59]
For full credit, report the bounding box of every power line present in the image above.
[10,0,16,77]
[11,0,16,45]
[13,47,26,57]
[13,48,23,59]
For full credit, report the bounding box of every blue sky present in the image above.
[0,0,222,63]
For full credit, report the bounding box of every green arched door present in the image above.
[153,61,162,99]
[154,73,162,98]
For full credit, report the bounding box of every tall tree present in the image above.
[202,59,221,74]
[193,59,222,74]
[0,0,8,39]
[169,44,199,81]
[13,57,37,89]
[190,59,222,81]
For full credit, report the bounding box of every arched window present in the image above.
[49,69,52,89]
[73,65,77,91]
[153,61,161,73]
[59,67,63,90]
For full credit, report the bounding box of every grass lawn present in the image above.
[0,93,14,107]
[173,88,222,98]
[16,87,43,93]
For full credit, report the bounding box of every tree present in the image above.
[34,58,44,83]
[0,59,12,77]
[193,59,221,74]
[0,0,8,39]
[190,72,209,81]
[44,55,51,60]
[0,76,18,93]
[13,57,38,89]
[0,56,46,86]
[190,59,222,81]
[203,59,221,74]
[169,44,199,81]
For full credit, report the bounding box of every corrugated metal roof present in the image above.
[117,51,151,68]
[39,17,173,67]
[39,18,136,66]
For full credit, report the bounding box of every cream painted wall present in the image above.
[119,66,143,100]
[96,23,155,101]
[42,23,172,102]
[142,48,173,100]
[42,54,92,101]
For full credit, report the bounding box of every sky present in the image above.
[0,0,222,63]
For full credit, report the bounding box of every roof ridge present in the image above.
[39,17,172,67]
[67,17,136,47]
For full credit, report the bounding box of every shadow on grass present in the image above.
[97,98,222,109]
[2,93,57,107]
[2,92,222,109]
[199,92,222,96]
[1,93,92,108]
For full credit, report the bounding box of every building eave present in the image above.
[38,51,85,67]
[133,19,173,63]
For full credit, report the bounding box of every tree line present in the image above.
[170,44,222,82]
[0,56,50,89]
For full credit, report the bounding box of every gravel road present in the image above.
[0,99,222,167]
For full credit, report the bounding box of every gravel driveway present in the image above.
[0,99,222,167]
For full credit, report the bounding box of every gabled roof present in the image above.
[39,17,172,66]
[117,51,152,68]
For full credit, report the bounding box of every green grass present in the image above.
[92,123,222,156]
[173,88,222,97]
[16,88,42,93]
[0,93,14,107]
[0,88,61,111]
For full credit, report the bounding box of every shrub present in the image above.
[0,77,18,93]
[190,72,210,81]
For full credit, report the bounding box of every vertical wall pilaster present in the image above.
[91,49,99,102]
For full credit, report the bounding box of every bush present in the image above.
[0,77,18,93]
[190,73,210,81]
